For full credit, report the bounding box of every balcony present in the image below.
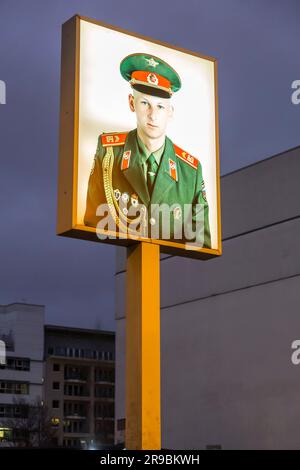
[94,397,114,403]
[63,394,90,401]
[64,383,90,399]
[64,377,87,383]
[64,414,87,420]
[63,432,91,437]
[95,417,114,423]
[94,380,114,385]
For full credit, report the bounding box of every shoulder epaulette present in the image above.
[173,143,199,170]
[101,132,128,147]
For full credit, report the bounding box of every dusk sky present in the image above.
[0,0,299,331]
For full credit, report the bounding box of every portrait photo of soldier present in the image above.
[84,53,211,248]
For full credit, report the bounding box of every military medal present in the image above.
[201,180,207,202]
[131,193,139,207]
[173,206,182,220]
[114,189,121,201]
[121,192,130,203]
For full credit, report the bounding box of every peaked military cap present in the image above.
[120,53,181,98]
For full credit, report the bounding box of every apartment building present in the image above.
[44,325,115,449]
[0,303,44,445]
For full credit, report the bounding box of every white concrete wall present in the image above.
[115,146,300,449]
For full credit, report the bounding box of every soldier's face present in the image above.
[129,91,173,140]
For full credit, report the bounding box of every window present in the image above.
[55,347,66,356]
[52,400,59,409]
[53,382,60,390]
[0,427,13,441]
[15,359,30,370]
[67,348,73,357]
[1,357,30,371]
[53,363,60,372]
[85,349,92,359]
[0,381,28,395]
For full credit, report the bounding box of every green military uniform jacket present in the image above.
[84,129,211,248]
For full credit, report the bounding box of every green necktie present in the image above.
[146,154,158,195]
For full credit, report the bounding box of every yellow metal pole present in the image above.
[125,241,161,450]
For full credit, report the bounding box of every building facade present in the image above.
[44,325,115,449]
[0,305,115,448]
[0,303,44,445]
[115,145,300,449]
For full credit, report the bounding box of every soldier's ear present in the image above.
[169,104,174,119]
[128,94,135,112]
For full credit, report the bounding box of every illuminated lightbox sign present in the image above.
[57,15,221,259]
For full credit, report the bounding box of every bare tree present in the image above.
[1,397,58,447]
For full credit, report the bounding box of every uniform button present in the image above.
[149,217,156,225]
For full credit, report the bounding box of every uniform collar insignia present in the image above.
[121,150,131,171]
[121,130,150,206]
[169,159,178,181]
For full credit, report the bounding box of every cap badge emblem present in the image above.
[147,73,158,85]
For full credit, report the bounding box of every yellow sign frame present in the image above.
[57,15,222,260]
